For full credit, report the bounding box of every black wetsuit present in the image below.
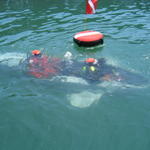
[59,58,119,82]
[59,58,148,85]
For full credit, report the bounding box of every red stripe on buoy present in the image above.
[73,30,104,47]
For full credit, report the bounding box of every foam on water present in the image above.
[0,52,26,67]
[98,80,149,90]
[51,75,89,85]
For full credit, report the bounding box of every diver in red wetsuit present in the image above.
[27,50,60,78]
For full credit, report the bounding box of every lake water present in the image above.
[0,0,150,150]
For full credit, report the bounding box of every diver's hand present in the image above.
[64,51,73,60]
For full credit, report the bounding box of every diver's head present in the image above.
[32,49,41,57]
[85,58,98,65]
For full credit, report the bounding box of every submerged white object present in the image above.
[68,90,104,108]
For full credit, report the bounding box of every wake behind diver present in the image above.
[20,50,148,86]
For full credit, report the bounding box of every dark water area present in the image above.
[0,0,150,150]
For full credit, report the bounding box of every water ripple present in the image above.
[0,1,149,46]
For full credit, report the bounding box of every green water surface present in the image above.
[0,0,150,150]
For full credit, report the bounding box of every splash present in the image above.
[51,75,89,85]
[0,52,26,67]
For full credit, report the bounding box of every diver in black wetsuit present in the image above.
[60,57,121,83]
[60,55,148,85]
